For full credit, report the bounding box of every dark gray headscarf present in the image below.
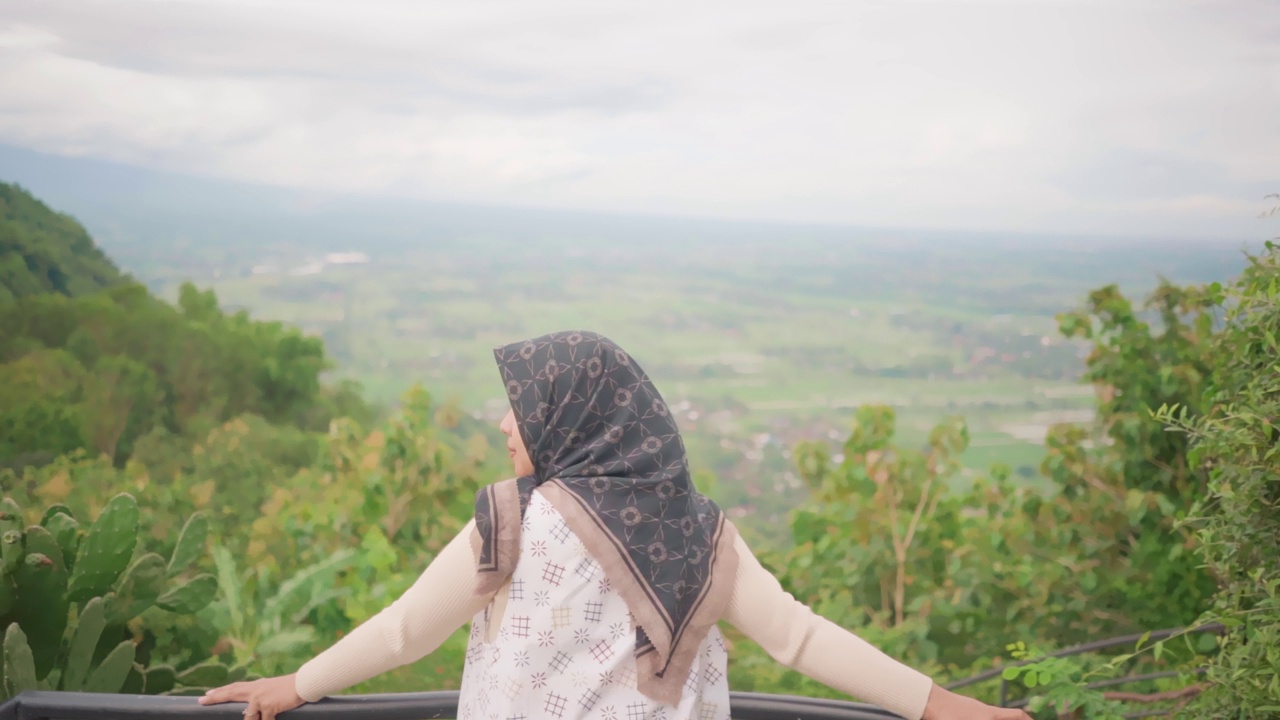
[472,330,739,704]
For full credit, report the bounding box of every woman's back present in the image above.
[459,489,730,720]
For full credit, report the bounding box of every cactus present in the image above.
[0,531,20,578]
[156,574,217,614]
[0,499,21,576]
[0,495,226,700]
[0,499,21,530]
[3,623,38,697]
[175,660,229,688]
[167,514,208,577]
[0,577,13,617]
[12,527,69,677]
[42,512,80,569]
[143,665,176,695]
[38,505,74,528]
[120,664,145,694]
[60,596,106,691]
[82,640,135,693]
[67,494,139,602]
[106,553,166,626]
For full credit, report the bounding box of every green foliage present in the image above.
[1046,281,1217,631]
[1057,281,1216,502]
[0,350,89,467]
[0,494,224,699]
[1000,641,1127,719]
[197,388,485,688]
[782,406,965,649]
[6,180,1269,707]
[0,279,361,470]
[0,189,371,472]
[998,628,1214,719]
[205,545,356,677]
[0,182,123,303]
[730,277,1224,705]
[0,382,487,693]
[1158,243,1280,717]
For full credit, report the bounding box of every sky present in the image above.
[0,0,1277,239]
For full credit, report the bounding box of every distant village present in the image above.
[250,251,371,277]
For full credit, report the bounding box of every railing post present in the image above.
[999,676,1008,707]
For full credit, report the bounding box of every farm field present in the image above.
[120,218,1240,514]
[7,147,1243,514]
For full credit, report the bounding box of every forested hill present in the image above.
[0,184,370,472]
[0,182,123,302]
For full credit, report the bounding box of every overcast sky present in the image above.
[0,0,1276,238]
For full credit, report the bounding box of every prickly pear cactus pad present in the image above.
[82,640,135,694]
[67,494,139,602]
[106,553,166,626]
[0,575,13,617]
[12,526,69,678]
[143,665,177,695]
[59,596,106,692]
[0,499,22,575]
[167,514,208,577]
[38,505,74,527]
[156,574,217,614]
[0,530,20,578]
[41,512,80,570]
[3,622,39,696]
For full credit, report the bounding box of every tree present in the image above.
[0,182,122,302]
[0,350,88,470]
[1162,243,1280,716]
[80,355,162,464]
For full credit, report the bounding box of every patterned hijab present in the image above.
[472,330,740,705]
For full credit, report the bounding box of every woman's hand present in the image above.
[198,673,306,720]
[921,684,1033,720]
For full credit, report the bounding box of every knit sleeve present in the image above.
[721,533,935,720]
[293,519,491,701]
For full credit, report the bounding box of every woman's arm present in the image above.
[201,518,491,719]
[722,533,1029,720]
[292,518,490,700]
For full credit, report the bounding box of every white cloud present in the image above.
[0,0,1276,238]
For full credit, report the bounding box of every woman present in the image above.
[200,331,1030,720]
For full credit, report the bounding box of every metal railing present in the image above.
[0,625,1224,720]
[0,691,907,720]
[944,623,1224,719]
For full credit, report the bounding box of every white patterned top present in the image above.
[295,513,935,720]
[457,489,731,720]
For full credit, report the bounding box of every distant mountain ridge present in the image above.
[0,181,123,302]
[0,143,1255,303]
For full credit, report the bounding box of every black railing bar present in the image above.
[1005,693,1183,711]
[1086,667,1206,690]
[997,669,1206,714]
[0,691,459,720]
[1049,623,1223,660]
[0,691,909,720]
[944,623,1224,690]
[1005,694,1187,718]
[728,692,906,720]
